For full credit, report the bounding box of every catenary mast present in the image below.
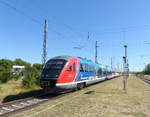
[42,20,48,68]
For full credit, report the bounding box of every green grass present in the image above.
[0,80,41,103]
[13,75,150,117]
[133,112,147,117]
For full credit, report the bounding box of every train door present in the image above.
[67,62,76,79]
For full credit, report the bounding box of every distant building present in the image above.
[12,65,25,74]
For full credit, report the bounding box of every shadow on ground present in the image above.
[95,91,124,94]
[95,89,125,94]
[2,89,44,103]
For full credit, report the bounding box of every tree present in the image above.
[143,64,150,75]
[0,59,13,83]
[32,64,42,71]
[32,64,42,85]
[13,58,30,68]
[0,72,13,83]
[0,59,13,72]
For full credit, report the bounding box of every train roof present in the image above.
[50,56,74,61]
[49,56,102,66]
[50,56,95,63]
[79,58,102,66]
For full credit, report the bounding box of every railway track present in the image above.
[0,91,70,117]
[141,78,150,84]
[138,76,150,84]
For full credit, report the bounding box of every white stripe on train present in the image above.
[56,75,118,89]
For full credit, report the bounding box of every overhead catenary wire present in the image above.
[31,0,85,39]
[3,0,150,41]
[0,0,42,25]
[2,0,150,70]
[0,0,68,38]
[3,0,150,48]
[0,0,87,57]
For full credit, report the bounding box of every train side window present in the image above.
[92,66,95,72]
[84,64,88,72]
[98,67,102,76]
[86,64,89,72]
[84,64,87,72]
[90,65,94,72]
[67,66,73,72]
[80,64,84,72]
[86,64,88,72]
[73,63,76,72]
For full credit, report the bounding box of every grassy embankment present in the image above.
[0,80,41,103]
[14,75,150,117]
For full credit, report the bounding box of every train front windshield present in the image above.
[41,59,67,79]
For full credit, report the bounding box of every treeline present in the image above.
[136,64,150,75]
[0,59,42,88]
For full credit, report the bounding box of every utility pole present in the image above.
[111,57,113,71]
[95,40,99,63]
[123,45,129,92]
[87,32,90,40]
[42,20,48,68]
[111,57,114,75]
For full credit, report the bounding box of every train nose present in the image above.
[40,79,57,88]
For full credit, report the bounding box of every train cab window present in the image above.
[45,59,67,70]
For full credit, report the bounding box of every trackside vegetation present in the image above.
[136,63,150,75]
[0,58,42,88]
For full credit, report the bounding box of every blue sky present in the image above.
[0,0,150,71]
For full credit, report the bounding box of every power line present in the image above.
[3,0,85,47]
[0,0,42,25]
[26,0,88,47]
[31,0,85,39]
[0,0,67,38]
[93,24,150,36]
[4,0,150,38]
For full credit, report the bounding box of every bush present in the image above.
[0,71,13,83]
[0,58,42,88]
[0,59,13,72]
[22,66,41,88]
[13,73,21,81]
[0,59,13,83]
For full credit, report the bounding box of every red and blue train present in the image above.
[40,56,118,90]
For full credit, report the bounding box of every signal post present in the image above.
[123,45,129,92]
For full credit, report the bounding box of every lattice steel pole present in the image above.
[42,20,48,68]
